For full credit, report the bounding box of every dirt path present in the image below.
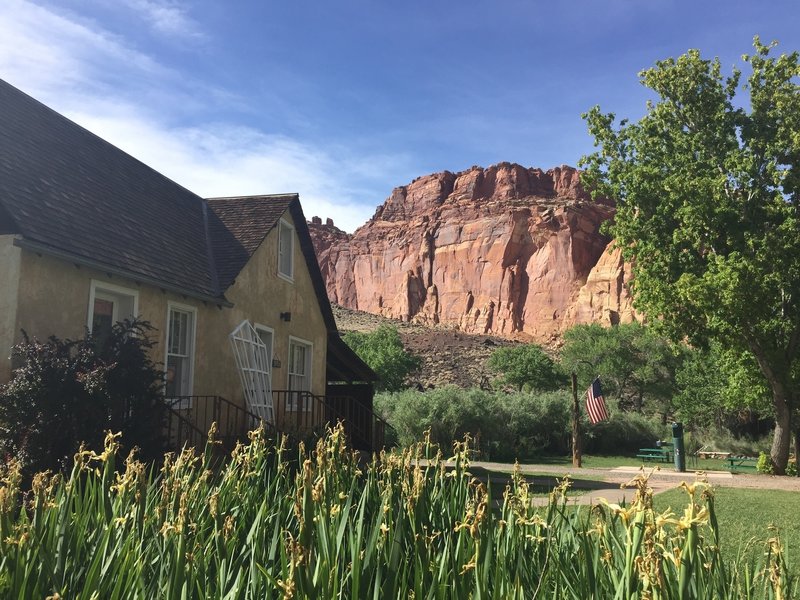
[468,460,800,506]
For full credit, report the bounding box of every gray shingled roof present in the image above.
[0,79,224,300]
[0,80,295,304]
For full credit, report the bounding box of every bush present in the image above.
[375,386,497,450]
[0,319,166,475]
[583,412,667,455]
[375,387,572,460]
[490,391,572,461]
[689,426,772,457]
[342,326,421,392]
[757,452,773,474]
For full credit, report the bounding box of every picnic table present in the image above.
[636,447,671,462]
[726,456,758,472]
[697,450,731,460]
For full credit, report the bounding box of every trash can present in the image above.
[672,422,686,472]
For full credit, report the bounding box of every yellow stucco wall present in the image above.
[206,211,328,397]
[6,210,328,408]
[0,235,21,383]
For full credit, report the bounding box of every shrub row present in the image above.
[375,387,668,461]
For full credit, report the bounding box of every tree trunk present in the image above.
[748,340,793,475]
[770,397,791,475]
[571,372,582,468]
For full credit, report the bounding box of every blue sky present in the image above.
[2,1,800,232]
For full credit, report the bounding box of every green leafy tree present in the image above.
[342,325,421,392]
[0,319,166,475]
[560,323,681,417]
[487,343,564,392]
[581,39,800,472]
[674,341,771,429]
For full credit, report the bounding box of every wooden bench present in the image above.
[636,447,671,462]
[726,456,758,472]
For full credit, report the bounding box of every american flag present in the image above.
[585,377,609,424]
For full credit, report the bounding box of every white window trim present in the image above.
[277,218,294,283]
[165,301,197,409]
[287,335,313,411]
[87,279,139,332]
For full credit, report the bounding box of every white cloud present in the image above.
[0,0,170,102]
[117,0,203,40]
[0,0,385,232]
[69,107,379,231]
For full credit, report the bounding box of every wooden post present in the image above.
[572,372,582,468]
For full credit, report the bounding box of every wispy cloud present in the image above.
[70,106,389,231]
[0,0,170,103]
[117,0,203,40]
[0,0,390,231]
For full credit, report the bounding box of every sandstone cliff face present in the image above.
[310,163,636,342]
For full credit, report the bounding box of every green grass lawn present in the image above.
[655,487,800,579]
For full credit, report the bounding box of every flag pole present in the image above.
[571,371,582,468]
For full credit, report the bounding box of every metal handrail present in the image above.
[165,395,272,453]
[271,390,390,451]
[165,392,390,453]
[164,403,206,451]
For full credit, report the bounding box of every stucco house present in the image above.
[0,79,383,451]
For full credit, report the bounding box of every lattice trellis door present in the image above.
[229,320,274,424]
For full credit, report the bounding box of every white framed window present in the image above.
[165,303,196,406]
[278,218,294,281]
[287,336,312,411]
[87,280,139,346]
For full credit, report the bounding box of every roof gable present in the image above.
[207,194,296,289]
[211,194,376,382]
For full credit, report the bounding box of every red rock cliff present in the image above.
[310,163,636,342]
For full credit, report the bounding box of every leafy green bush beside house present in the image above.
[374,386,498,451]
[0,319,166,476]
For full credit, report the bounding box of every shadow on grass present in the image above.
[517,456,572,466]
[467,466,617,496]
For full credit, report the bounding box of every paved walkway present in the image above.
[466,460,800,506]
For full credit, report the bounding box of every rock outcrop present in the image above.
[310,163,636,342]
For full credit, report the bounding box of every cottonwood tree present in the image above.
[674,341,771,430]
[487,343,564,392]
[581,39,800,473]
[560,323,681,418]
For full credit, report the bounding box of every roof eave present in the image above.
[14,237,233,308]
